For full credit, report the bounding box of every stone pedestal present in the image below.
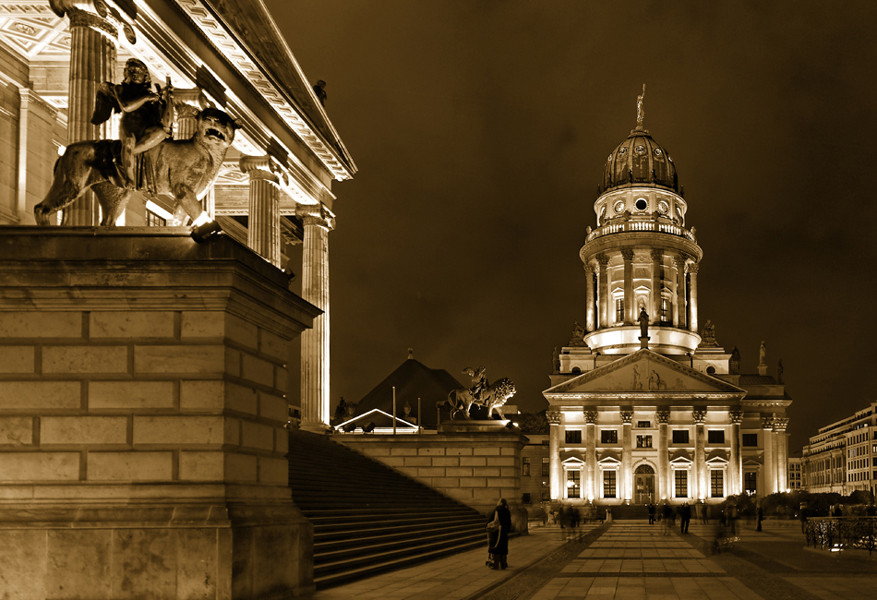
[0,227,321,599]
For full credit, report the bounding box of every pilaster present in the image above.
[621,248,634,324]
[774,417,789,491]
[585,264,596,331]
[547,410,562,500]
[621,409,633,501]
[673,254,686,329]
[597,254,609,329]
[688,263,699,333]
[693,409,706,500]
[762,415,776,494]
[584,410,597,501]
[730,409,742,495]
[650,249,662,322]
[657,409,670,500]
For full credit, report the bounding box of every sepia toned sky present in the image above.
[266,0,877,451]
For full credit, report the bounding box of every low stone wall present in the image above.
[0,228,319,599]
[336,429,528,531]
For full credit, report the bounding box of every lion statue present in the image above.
[438,377,517,420]
[34,107,238,227]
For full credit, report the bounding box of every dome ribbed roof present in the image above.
[601,126,679,193]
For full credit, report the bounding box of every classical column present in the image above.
[622,248,635,324]
[240,156,282,267]
[547,411,563,500]
[584,410,597,501]
[621,409,633,501]
[52,0,119,225]
[693,409,706,500]
[585,264,596,332]
[674,255,687,329]
[297,204,335,431]
[730,409,742,495]
[657,409,670,500]
[597,254,610,329]
[688,263,699,333]
[762,416,776,494]
[774,417,789,491]
[650,250,662,323]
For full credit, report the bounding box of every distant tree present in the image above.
[511,410,549,434]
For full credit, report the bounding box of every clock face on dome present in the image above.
[657,200,669,214]
[614,200,625,213]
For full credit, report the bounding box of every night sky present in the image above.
[266,1,877,452]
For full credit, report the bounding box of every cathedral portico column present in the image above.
[584,410,597,500]
[51,0,121,226]
[622,249,635,324]
[597,254,610,328]
[547,411,563,500]
[774,418,789,491]
[688,263,699,333]
[585,264,596,331]
[650,250,662,323]
[240,156,283,267]
[657,409,670,500]
[673,255,687,329]
[297,204,335,431]
[762,416,777,494]
[621,410,633,501]
[693,409,706,500]
[730,410,742,495]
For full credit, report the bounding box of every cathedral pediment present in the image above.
[543,349,745,399]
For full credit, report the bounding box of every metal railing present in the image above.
[805,517,877,555]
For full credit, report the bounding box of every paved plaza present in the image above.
[313,519,877,599]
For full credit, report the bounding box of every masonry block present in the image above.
[42,416,127,445]
[226,383,258,415]
[180,380,224,412]
[225,453,258,482]
[87,452,174,481]
[417,447,446,456]
[89,381,175,410]
[432,457,460,467]
[0,416,33,445]
[259,329,288,361]
[179,451,224,481]
[460,456,487,467]
[416,466,447,477]
[0,530,48,597]
[180,311,225,339]
[0,346,35,373]
[473,447,501,456]
[0,452,80,481]
[133,416,224,446]
[402,456,432,467]
[0,312,80,338]
[241,353,274,387]
[42,346,128,374]
[459,477,487,488]
[0,381,80,410]
[90,311,175,339]
[494,457,517,467]
[226,314,258,350]
[135,345,224,374]
[241,421,275,451]
[259,456,288,484]
[445,447,473,456]
[445,467,473,477]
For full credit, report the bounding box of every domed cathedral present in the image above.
[543,88,790,508]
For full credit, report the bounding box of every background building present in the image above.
[544,100,790,506]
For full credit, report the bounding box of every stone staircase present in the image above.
[289,429,487,589]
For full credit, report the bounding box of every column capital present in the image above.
[692,409,706,424]
[673,253,688,267]
[596,253,610,267]
[773,417,789,432]
[656,409,670,424]
[546,410,562,425]
[687,262,700,274]
[621,410,633,424]
[240,155,285,184]
[651,249,663,262]
[296,203,336,231]
[621,248,634,261]
[730,409,743,425]
[583,409,597,424]
[761,416,775,430]
[584,262,595,275]
[51,0,135,43]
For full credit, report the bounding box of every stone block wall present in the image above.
[336,431,528,529]
[0,228,321,599]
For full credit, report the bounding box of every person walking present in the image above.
[647,502,656,525]
[486,498,513,570]
[679,501,691,534]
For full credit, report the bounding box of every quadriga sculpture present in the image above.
[34,107,238,226]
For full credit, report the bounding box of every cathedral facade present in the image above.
[543,99,789,506]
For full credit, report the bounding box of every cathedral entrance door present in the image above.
[634,464,655,504]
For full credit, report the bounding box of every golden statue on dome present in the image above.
[636,83,646,128]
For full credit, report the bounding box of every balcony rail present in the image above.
[805,517,877,555]
[585,219,696,243]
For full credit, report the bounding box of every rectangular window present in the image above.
[710,470,724,498]
[707,430,725,444]
[675,470,688,498]
[637,421,651,428]
[522,492,531,504]
[615,298,624,322]
[672,430,689,444]
[541,457,550,477]
[636,435,653,448]
[567,470,581,498]
[660,297,669,322]
[742,433,758,447]
[565,429,582,444]
[603,470,616,498]
[522,458,531,477]
[146,210,167,227]
[601,429,618,444]
[744,471,757,494]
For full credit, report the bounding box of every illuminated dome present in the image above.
[601,126,679,194]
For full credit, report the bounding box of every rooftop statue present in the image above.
[34,59,238,227]
[638,307,649,339]
[636,83,646,127]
